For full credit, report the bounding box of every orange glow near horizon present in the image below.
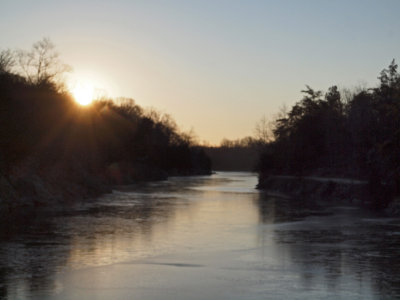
[71,82,94,106]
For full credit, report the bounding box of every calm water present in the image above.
[1,172,400,299]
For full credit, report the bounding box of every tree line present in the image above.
[257,61,400,208]
[202,136,265,171]
[0,39,210,204]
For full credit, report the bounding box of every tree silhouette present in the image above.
[257,61,400,207]
[254,115,272,143]
[0,39,211,206]
[15,38,71,87]
[0,49,15,74]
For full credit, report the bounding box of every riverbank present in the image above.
[257,175,368,201]
[257,174,400,216]
[0,167,109,221]
[0,159,211,222]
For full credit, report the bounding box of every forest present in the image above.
[0,39,211,210]
[203,137,264,171]
[257,61,400,208]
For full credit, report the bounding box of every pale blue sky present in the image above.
[1,0,400,143]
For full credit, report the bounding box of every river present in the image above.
[1,172,400,299]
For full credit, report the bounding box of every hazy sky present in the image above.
[1,0,400,144]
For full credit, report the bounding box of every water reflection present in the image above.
[0,172,400,299]
[256,192,400,298]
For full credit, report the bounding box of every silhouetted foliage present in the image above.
[0,49,15,74]
[0,40,211,205]
[203,136,265,171]
[257,61,400,207]
[15,38,71,88]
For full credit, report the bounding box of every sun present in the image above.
[72,82,94,106]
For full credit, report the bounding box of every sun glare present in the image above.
[72,83,94,106]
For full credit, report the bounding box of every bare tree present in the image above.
[0,49,15,73]
[160,113,178,132]
[180,128,198,146]
[16,38,70,86]
[220,138,234,147]
[145,107,162,122]
[254,115,272,143]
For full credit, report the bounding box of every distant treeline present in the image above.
[203,137,264,171]
[0,39,210,205]
[257,61,400,207]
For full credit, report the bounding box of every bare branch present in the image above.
[15,38,71,87]
[254,115,273,143]
[0,49,15,73]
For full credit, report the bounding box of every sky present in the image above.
[1,0,400,144]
